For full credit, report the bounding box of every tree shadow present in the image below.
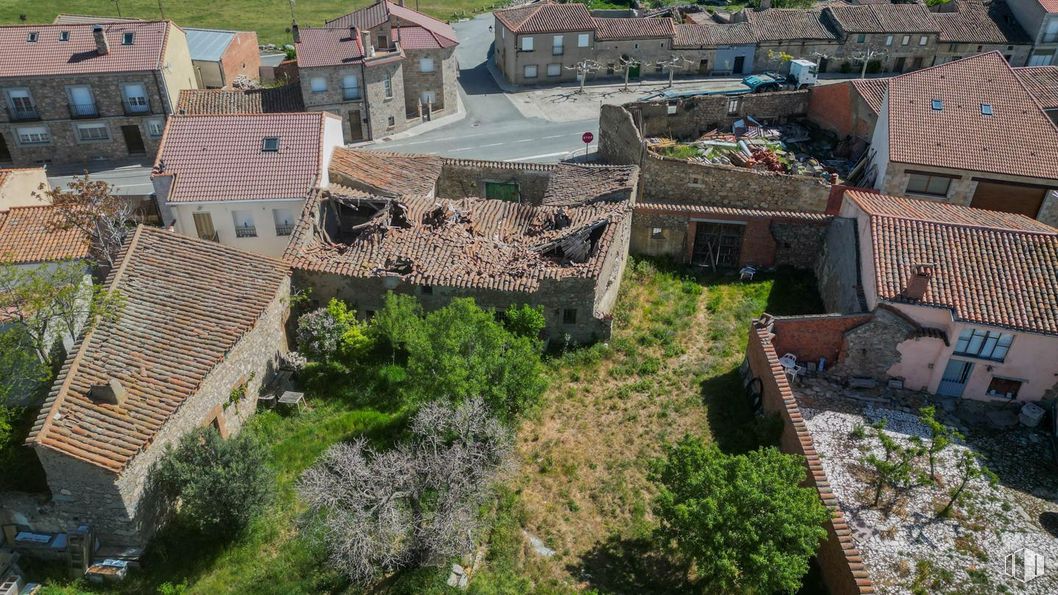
[1040,512,1058,539]
[701,369,781,455]
[571,533,693,594]
[763,266,825,316]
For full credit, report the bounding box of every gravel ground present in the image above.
[799,397,1058,594]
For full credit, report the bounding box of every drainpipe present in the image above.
[360,61,373,141]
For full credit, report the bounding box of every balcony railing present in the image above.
[9,106,40,121]
[69,103,99,119]
[123,99,151,115]
[342,87,362,101]
[198,231,219,242]
[234,225,257,238]
[552,47,564,55]
[274,223,295,236]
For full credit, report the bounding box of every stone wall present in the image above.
[770,313,874,368]
[745,321,876,595]
[402,48,456,114]
[438,159,554,203]
[828,306,915,381]
[815,217,865,314]
[628,90,810,140]
[221,31,262,86]
[771,221,827,268]
[598,104,645,166]
[34,278,291,547]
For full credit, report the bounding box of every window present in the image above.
[310,77,327,93]
[420,90,436,105]
[524,64,538,79]
[17,126,49,144]
[651,227,663,239]
[26,32,38,43]
[552,35,563,55]
[901,35,910,46]
[122,32,135,45]
[976,45,982,52]
[981,103,993,116]
[387,115,395,127]
[6,88,37,120]
[727,96,742,115]
[886,35,893,46]
[147,118,164,137]
[484,181,519,201]
[76,123,109,141]
[232,210,257,238]
[931,99,943,111]
[562,308,577,325]
[59,31,70,42]
[122,83,149,113]
[521,36,534,52]
[987,377,1022,399]
[273,208,295,236]
[905,172,952,197]
[654,63,662,73]
[919,35,928,46]
[546,63,561,77]
[856,33,866,43]
[948,42,958,51]
[193,213,217,241]
[578,33,589,47]
[421,285,433,295]
[383,73,393,99]
[954,328,1013,362]
[68,85,97,118]
[262,137,280,151]
[377,34,387,49]
[419,56,434,72]
[342,75,360,100]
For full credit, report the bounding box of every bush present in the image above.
[296,299,373,363]
[370,293,423,358]
[501,304,546,339]
[652,437,829,593]
[839,61,852,74]
[152,426,275,537]
[865,60,883,74]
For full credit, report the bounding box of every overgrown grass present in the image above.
[0,0,505,46]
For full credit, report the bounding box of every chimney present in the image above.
[901,264,935,302]
[361,29,375,57]
[292,21,300,43]
[92,24,109,55]
[759,0,772,10]
[89,378,127,406]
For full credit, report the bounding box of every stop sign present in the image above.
[582,131,594,144]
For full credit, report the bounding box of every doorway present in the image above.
[733,56,746,74]
[628,63,640,79]
[0,132,10,163]
[348,111,364,142]
[698,59,709,74]
[818,57,829,73]
[970,180,1046,219]
[192,212,217,241]
[893,57,906,73]
[937,359,974,397]
[692,222,744,269]
[121,125,146,155]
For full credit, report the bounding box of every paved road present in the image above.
[369,14,599,162]
[47,159,155,196]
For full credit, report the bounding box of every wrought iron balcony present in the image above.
[342,87,362,101]
[274,223,295,236]
[69,103,99,119]
[123,99,151,115]
[235,225,258,238]
[9,106,40,121]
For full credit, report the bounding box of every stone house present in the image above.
[672,23,757,76]
[865,52,1058,226]
[184,28,261,89]
[1007,0,1058,65]
[285,148,639,343]
[593,17,677,79]
[813,189,1058,402]
[295,0,459,142]
[0,21,196,167]
[821,3,942,73]
[25,225,291,548]
[494,2,599,85]
[739,8,840,73]
[932,0,1032,65]
[152,112,344,258]
[1015,64,1058,121]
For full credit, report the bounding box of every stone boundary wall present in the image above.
[746,320,876,595]
[629,90,810,139]
[770,313,874,369]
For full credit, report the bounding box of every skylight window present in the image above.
[122,32,135,45]
[262,137,280,152]
[59,31,70,42]
[26,32,38,43]
[980,103,993,116]
[931,99,943,111]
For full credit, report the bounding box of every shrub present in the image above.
[370,292,424,359]
[865,60,883,74]
[296,298,373,363]
[152,426,275,537]
[652,437,828,593]
[501,304,546,339]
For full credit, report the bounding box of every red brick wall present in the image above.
[807,82,855,139]
[679,214,822,268]
[770,314,873,368]
[746,322,876,595]
[221,31,261,86]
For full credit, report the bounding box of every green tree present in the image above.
[938,451,997,518]
[651,437,828,594]
[369,292,424,360]
[152,426,275,537]
[862,420,928,510]
[920,406,961,482]
[405,298,546,420]
[501,304,546,339]
[296,298,373,363]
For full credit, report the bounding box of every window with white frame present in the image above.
[419,56,434,72]
[76,123,109,141]
[521,36,534,51]
[17,126,49,144]
[901,35,910,45]
[273,208,295,236]
[122,83,149,112]
[147,118,164,137]
[552,35,563,55]
[546,63,561,77]
[67,85,97,117]
[342,74,360,100]
[885,35,893,46]
[919,35,928,46]
[310,77,327,93]
[578,33,589,47]
[524,64,538,78]
[954,328,1013,362]
[905,171,954,197]
[6,88,36,118]
[232,210,257,238]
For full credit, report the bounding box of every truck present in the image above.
[639,59,819,101]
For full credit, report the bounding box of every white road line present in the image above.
[513,138,535,143]
[478,142,504,148]
[540,134,566,139]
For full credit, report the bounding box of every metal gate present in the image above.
[937,359,974,397]
[692,222,744,269]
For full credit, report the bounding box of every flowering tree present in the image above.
[36,174,136,271]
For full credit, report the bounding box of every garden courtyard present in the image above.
[18,259,825,593]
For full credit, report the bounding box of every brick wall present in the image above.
[220,31,262,86]
[769,313,873,367]
[746,321,876,595]
[807,82,855,139]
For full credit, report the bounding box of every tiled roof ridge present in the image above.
[635,202,832,221]
[165,110,325,118]
[0,20,170,29]
[847,191,1057,235]
[441,157,557,171]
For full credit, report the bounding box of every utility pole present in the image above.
[113,0,122,17]
[566,59,601,94]
[288,0,297,22]
[619,56,641,91]
[657,55,689,88]
[851,48,887,79]
[157,0,166,20]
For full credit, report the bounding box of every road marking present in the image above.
[478,142,504,148]
[541,134,566,139]
[513,138,535,143]
[511,145,595,161]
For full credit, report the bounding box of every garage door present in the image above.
[970,180,1047,219]
[692,222,744,268]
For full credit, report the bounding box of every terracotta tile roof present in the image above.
[823,4,939,34]
[329,149,443,197]
[540,163,640,205]
[176,85,304,115]
[395,25,457,50]
[850,77,889,115]
[284,186,633,293]
[745,9,837,42]
[494,2,596,34]
[0,21,171,77]
[593,17,675,41]
[885,52,1058,181]
[635,203,833,221]
[0,170,9,190]
[295,27,364,68]
[934,0,1030,44]
[386,2,458,46]
[27,226,290,472]
[0,205,91,264]
[673,22,756,48]
[846,190,1058,335]
[326,0,458,48]
[326,1,391,29]
[153,113,329,203]
[1038,0,1058,13]
[1015,66,1058,110]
